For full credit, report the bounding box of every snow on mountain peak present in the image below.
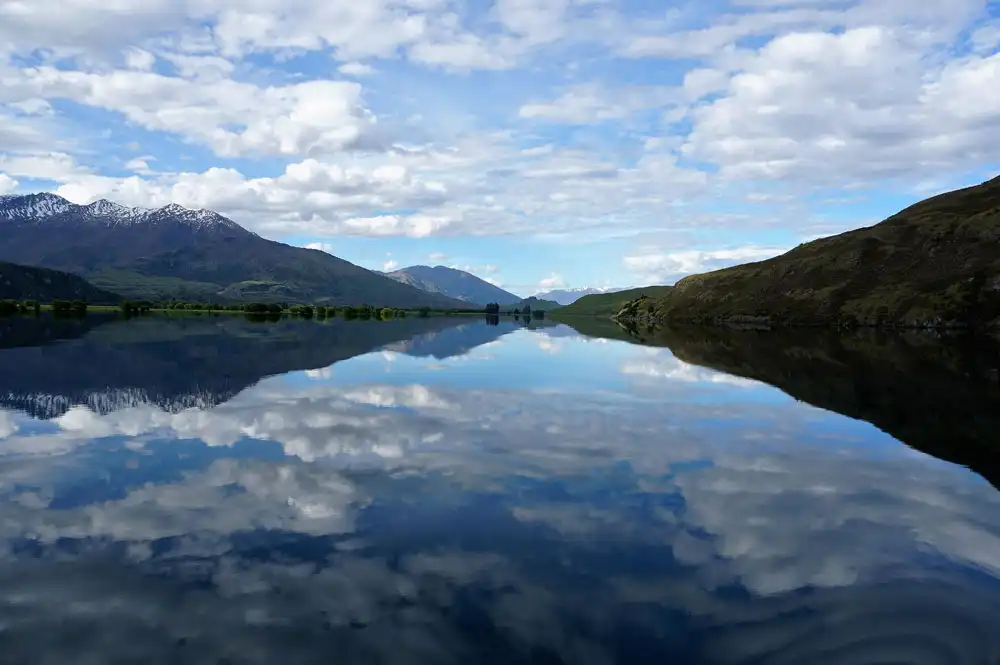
[0,193,247,233]
[0,192,73,220]
[85,199,146,223]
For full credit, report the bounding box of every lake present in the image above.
[1,314,1000,664]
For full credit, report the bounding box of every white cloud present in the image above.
[623,246,789,283]
[8,98,53,115]
[0,152,92,181]
[519,82,678,124]
[383,259,400,271]
[122,47,156,71]
[0,173,18,195]
[428,252,449,263]
[682,27,1000,183]
[305,242,335,254]
[124,156,155,174]
[0,0,997,257]
[4,67,380,158]
[338,61,376,76]
[537,273,565,290]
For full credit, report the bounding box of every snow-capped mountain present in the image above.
[532,287,628,306]
[0,192,75,222]
[0,192,245,232]
[0,192,470,308]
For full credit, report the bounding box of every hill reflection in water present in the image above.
[1,316,999,664]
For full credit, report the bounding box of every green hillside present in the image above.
[500,297,561,311]
[553,286,674,317]
[0,262,122,304]
[613,175,1000,329]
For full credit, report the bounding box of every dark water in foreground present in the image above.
[1,314,1000,665]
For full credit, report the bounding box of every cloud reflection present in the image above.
[0,347,998,662]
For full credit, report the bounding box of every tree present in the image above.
[343,306,358,319]
[380,307,394,320]
[484,302,500,314]
[418,307,430,318]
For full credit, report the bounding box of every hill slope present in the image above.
[554,286,674,317]
[533,287,625,306]
[501,296,561,311]
[655,326,1000,490]
[383,265,520,305]
[0,261,122,303]
[0,194,469,308]
[615,176,1000,328]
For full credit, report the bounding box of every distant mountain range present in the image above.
[382,265,521,306]
[533,287,627,305]
[553,286,674,317]
[0,314,500,419]
[0,194,468,308]
[0,261,121,303]
[613,175,1000,329]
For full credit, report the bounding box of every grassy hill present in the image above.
[501,296,561,311]
[553,286,673,317]
[0,262,122,303]
[614,175,1000,329]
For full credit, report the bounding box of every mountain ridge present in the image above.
[613,176,1000,329]
[0,194,469,308]
[0,261,122,303]
[384,264,521,306]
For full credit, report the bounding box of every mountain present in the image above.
[553,286,673,317]
[0,261,122,303]
[617,325,1000,491]
[383,265,521,306]
[0,314,479,419]
[501,296,561,311]
[612,176,1000,329]
[0,194,469,309]
[533,287,626,306]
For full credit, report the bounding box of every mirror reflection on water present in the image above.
[1,314,999,664]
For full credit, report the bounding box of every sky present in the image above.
[0,0,998,296]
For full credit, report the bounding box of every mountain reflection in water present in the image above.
[0,314,999,665]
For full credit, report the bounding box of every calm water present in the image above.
[2,314,1000,665]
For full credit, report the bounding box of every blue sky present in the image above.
[1,0,999,296]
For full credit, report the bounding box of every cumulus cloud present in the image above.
[0,173,17,195]
[537,273,565,289]
[623,246,789,284]
[338,61,376,76]
[682,27,1000,183]
[306,242,335,253]
[0,0,998,257]
[3,68,381,158]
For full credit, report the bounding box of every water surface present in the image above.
[1,314,999,664]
